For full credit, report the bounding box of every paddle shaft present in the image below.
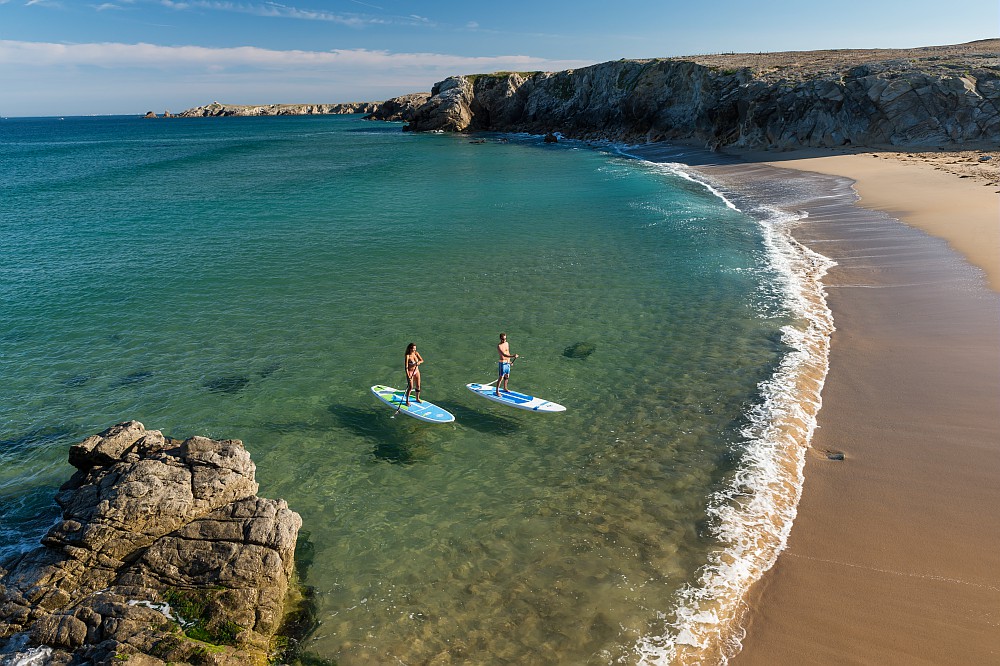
[394,368,417,415]
[488,355,521,387]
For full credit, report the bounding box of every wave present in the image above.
[622,153,836,664]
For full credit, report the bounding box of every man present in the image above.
[496,332,519,396]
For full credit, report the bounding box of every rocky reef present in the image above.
[398,40,1000,149]
[0,421,303,666]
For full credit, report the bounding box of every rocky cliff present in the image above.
[361,92,431,121]
[175,100,381,117]
[0,422,303,666]
[399,40,1000,149]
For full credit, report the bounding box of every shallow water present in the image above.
[0,115,808,663]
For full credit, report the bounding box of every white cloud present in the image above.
[0,39,589,73]
[156,0,377,26]
[0,39,595,115]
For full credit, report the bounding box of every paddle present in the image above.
[490,355,520,393]
[393,368,417,418]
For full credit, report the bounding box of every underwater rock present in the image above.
[563,342,596,359]
[62,375,90,388]
[203,375,252,394]
[112,371,153,387]
[258,361,282,379]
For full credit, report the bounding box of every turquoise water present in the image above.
[0,115,800,663]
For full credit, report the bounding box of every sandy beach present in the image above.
[629,141,1000,663]
[723,151,1000,663]
[742,148,1000,291]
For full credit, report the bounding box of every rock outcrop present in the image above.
[362,92,431,122]
[400,40,1000,149]
[176,100,380,117]
[0,422,302,666]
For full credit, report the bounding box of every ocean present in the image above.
[0,114,831,664]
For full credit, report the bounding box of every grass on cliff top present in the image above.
[466,71,542,83]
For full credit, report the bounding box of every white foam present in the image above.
[4,646,54,666]
[620,156,836,664]
[128,599,193,628]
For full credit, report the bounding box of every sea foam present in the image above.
[627,158,836,664]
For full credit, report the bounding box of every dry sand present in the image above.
[742,148,1000,291]
[722,151,1000,664]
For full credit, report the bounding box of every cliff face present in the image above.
[362,92,431,121]
[402,40,1000,148]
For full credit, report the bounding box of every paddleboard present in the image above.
[370,385,455,423]
[465,382,566,412]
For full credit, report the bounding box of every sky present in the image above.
[0,0,996,116]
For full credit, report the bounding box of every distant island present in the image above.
[167,39,999,152]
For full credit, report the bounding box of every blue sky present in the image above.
[0,0,996,116]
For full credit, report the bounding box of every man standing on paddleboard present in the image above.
[496,333,519,396]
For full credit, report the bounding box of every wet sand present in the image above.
[630,144,1000,664]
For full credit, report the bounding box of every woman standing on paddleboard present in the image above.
[404,343,423,406]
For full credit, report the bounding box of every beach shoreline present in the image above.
[627,141,1000,663]
[733,147,1000,292]
[691,148,1000,664]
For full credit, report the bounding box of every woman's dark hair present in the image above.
[406,342,416,354]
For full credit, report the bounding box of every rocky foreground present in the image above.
[0,422,303,666]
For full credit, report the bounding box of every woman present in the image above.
[403,342,423,406]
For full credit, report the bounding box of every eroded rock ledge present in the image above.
[0,421,302,666]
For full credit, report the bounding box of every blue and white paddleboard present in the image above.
[465,383,566,412]
[370,385,456,423]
